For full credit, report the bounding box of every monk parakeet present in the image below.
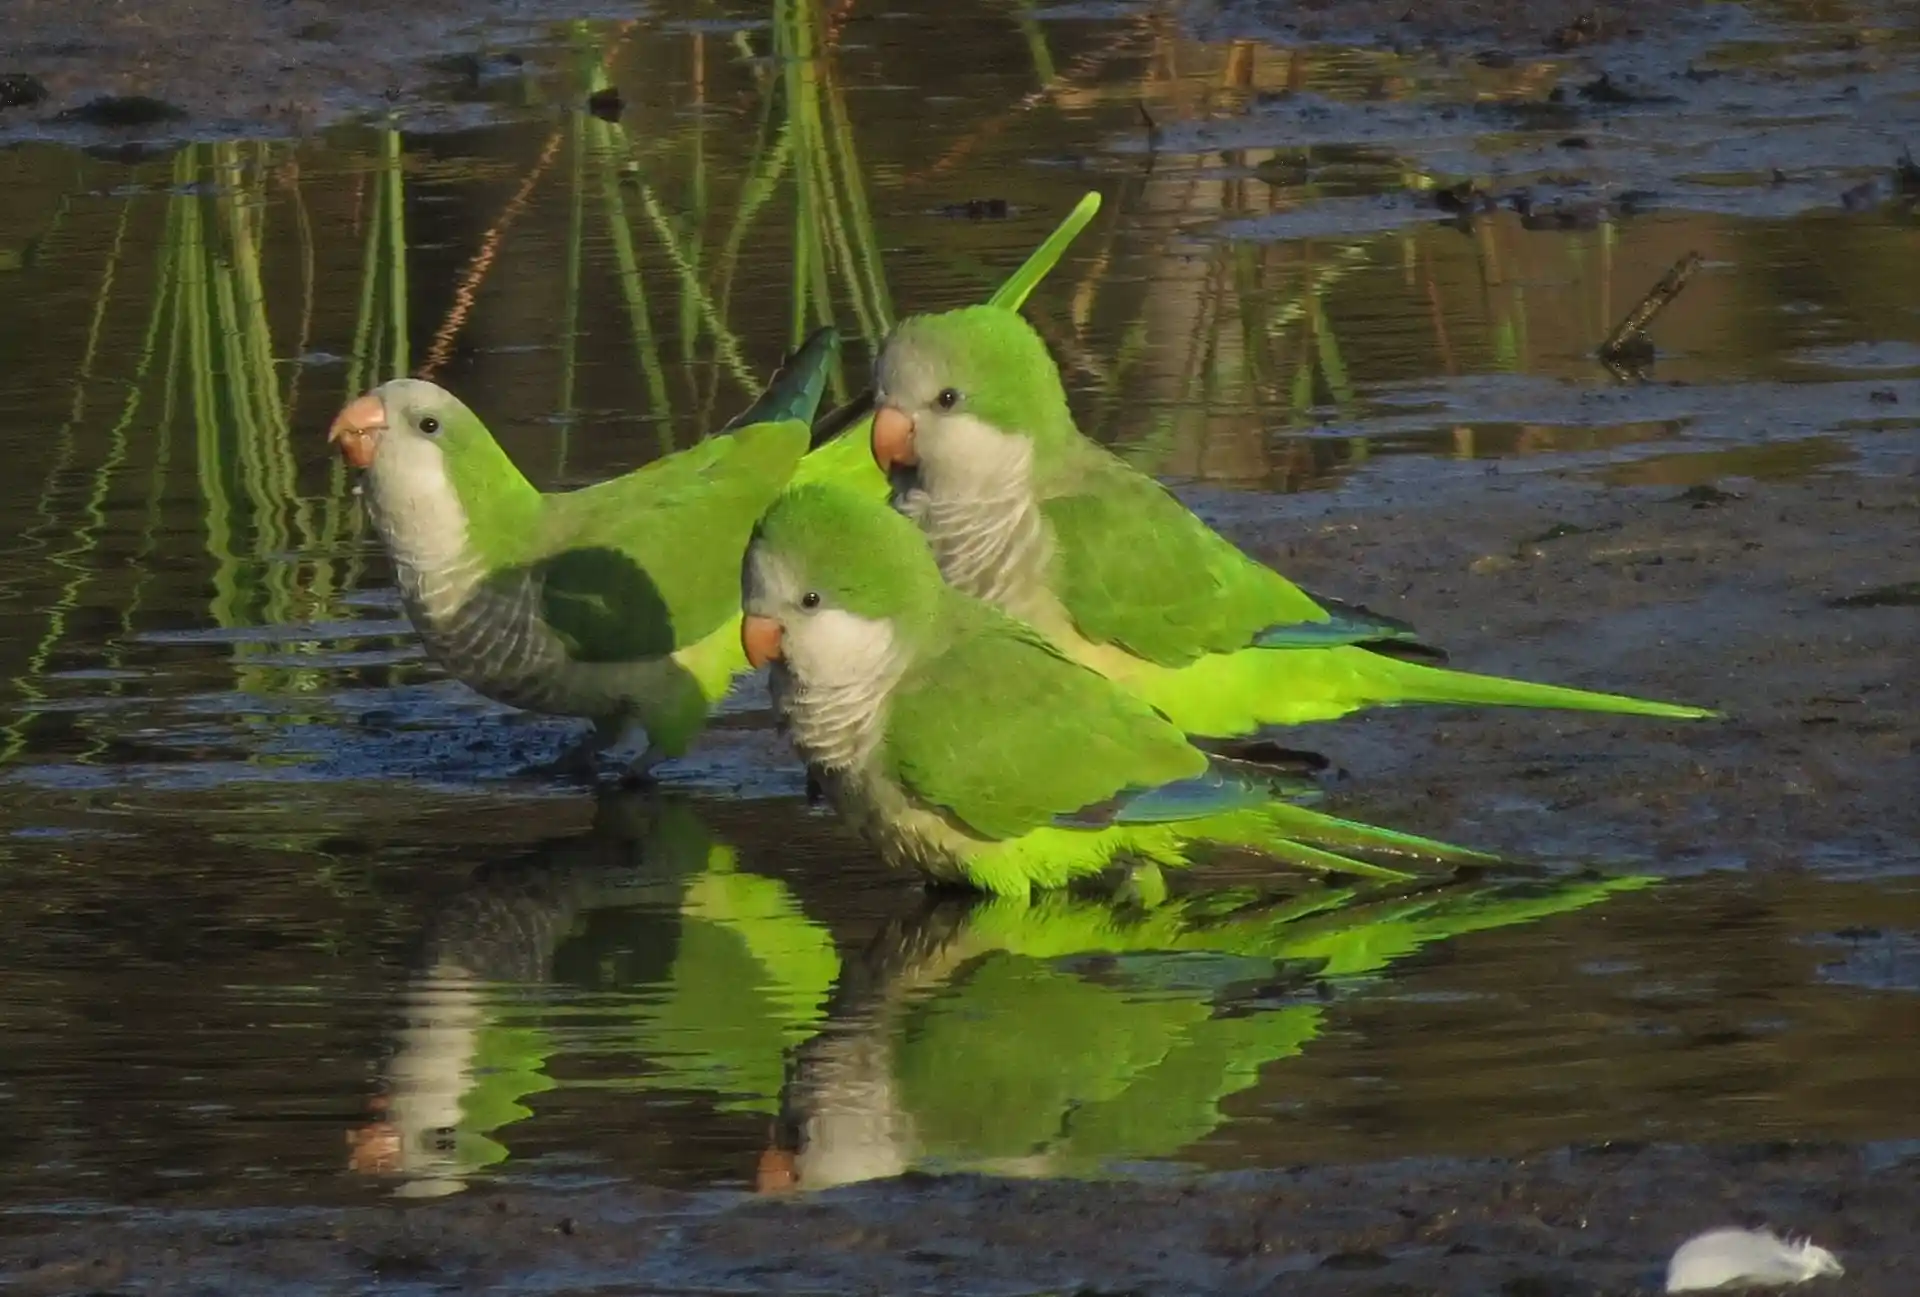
[326,328,839,776]
[867,305,1719,739]
[326,194,1105,776]
[756,869,1651,1191]
[739,482,1491,898]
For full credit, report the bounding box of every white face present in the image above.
[742,544,899,701]
[874,339,1033,500]
[357,380,476,574]
[366,378,462,484]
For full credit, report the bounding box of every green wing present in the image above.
[536,418,811,661]
[1040,446,1333,667]
[881,603,1206,840]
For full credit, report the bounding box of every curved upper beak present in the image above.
[871,402,918,475]
[741,614,784,670]
[328,392,387,470]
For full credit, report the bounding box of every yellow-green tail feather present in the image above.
[1123,642,1716,739]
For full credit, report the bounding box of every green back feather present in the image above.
[1039,448,1329,665]
[533,326,842,661]
[880,599,1209,841]
[539,421,813,659]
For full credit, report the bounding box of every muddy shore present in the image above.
[3,1141,1911,1294]
[0,0,626,144]
[0,0,1716,147]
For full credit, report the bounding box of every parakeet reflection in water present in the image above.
[347,794,837,1197]
[756,870,1653,1192]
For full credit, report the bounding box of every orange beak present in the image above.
[754,1146,799,1194]
[871,403,918,474]
[741,614,784,669]
[328,392,387,470]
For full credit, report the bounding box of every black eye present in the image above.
[935,388,960,410]
[800,591,821,610]
[419,416,441,435]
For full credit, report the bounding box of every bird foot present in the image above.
[525,732,615,784]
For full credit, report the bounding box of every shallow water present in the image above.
[0,0,1917,1212]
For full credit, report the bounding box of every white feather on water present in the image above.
[1666,1227,1844,1292]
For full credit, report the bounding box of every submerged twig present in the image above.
[1137,100,1159,146]
[1598,250,1701,367]
[419,128,565,381]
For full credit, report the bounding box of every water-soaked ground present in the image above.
[1,0,1918,1291]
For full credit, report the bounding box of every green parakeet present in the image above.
[328,194,1105,775]
[739,482,1491,899]
[866,305,1719,739]
[327,328,839,775]
[758,869,1652,1190]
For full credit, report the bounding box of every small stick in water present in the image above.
[1599,250,1703,366]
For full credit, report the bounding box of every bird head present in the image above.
[739,483,944,685]
[870,306,1076,491]
[327,378,491,476]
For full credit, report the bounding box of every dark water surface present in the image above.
[1,0,1917,1212]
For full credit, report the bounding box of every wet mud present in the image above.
[3,1143,1913,1294]
[0,0,623,144]
[1236,457,1920,876]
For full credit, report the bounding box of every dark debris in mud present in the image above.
[0,1143,1907,1295]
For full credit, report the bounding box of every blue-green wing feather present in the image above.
[718,326,838,435]
[1056,759,1324,829]
[1251,591,1439,654]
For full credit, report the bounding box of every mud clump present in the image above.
[56,94,187,127]
[0,74,48,110]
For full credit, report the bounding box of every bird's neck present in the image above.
[894,418,1053,618]
[787,1016,915,1189]
[769,618,910,776]
[361,449,539,623]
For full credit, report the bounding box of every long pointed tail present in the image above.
[1193,799,1498,884]
[1367,652,1717,720]
[1130,643,1716,738]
